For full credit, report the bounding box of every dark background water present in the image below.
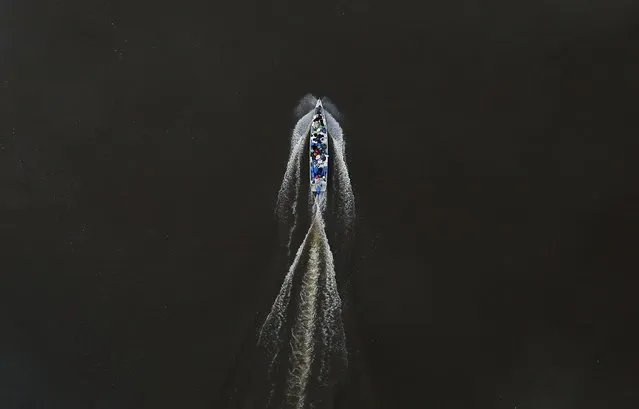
[1,0,638,408]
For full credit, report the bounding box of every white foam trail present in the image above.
[324,110,355,236]
[276,110,314,256]
[259,95,353,409]
[257,212,316,363]
[310,203,346,388]
[285,206,322,407]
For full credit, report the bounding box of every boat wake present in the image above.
[254,95,355,409]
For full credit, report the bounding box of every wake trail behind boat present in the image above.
[223,95,355,409]
[234,94,354,409]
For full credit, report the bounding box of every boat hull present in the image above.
[309,100,329,196]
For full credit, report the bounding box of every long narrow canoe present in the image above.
[309,99,329,196]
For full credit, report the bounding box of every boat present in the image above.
[309,99,329,196]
